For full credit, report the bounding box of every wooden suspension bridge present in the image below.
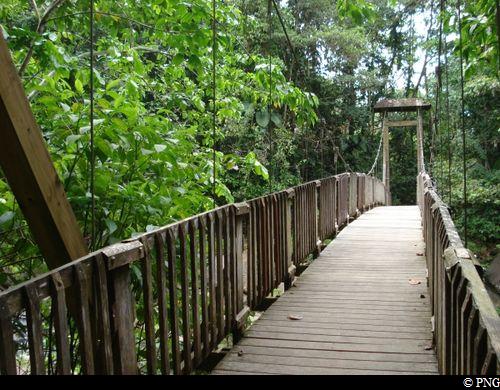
[0,32,499,376]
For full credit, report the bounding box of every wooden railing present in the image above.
[417,172,500,374]
[0,173,388,375]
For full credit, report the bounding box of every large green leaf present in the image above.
[256,110,270,128]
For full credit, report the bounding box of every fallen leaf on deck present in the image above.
[424,344,434,350]
[288,314,303,320]
[416,252,424,256]
[420,294,426,298]
[238,350,244,357]
[409,278,421,285]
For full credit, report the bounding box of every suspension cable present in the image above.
[443,2,452,207]
[457,0,468,246]
[267,0,273,193]
[436,0,443,190]
[271,0,299,68]
[212,0,217,208]
[336,145,354,174]
[89,0,96,249]
[367,130,383,177]
[427,0,436,176]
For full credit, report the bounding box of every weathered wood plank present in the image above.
[74,264,95,374]
[189,220,202,366]
[243,330,431,350]
[223,207,232,336]
[25,285,45,374]
[207,213,217,349]
[271,298,430,312]
[179,223,192,374]
[249,322,432,340]
[154,232,171,374]
[260,312,432,329]
[139,237,156,374]
[198,217,210,358]
[216,360,435,375]
[0,297,17,375]
[106,260,137,374]
[215,210,224,343]
[92,255,114,374]
[263,305,431,319]
[237,338,437,363]
[50,272,71,375]
[166,228,182,374]
[225,349,437,373]
[386,120,418,127]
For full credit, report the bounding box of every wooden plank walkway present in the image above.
[212,206,438,375]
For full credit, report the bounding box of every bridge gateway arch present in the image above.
[374,98,432,203]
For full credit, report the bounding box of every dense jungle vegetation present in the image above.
[0,0,498,288]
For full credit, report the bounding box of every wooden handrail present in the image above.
[417,172,500,374]
[0,173,387,375]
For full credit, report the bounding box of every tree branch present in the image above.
[28,0,41,23]
[18,0,67,76]
[414,1,436,94]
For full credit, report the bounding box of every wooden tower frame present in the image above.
[374,98,431,198]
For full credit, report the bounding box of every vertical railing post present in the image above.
[350,173,359,218]
[356,174,362,214]
[314,180,321,257]
[417,108,425,173]
[365,176,369,210]
[102,241,143,375]
[372,176,375,208]
[333,177,338,235]
[382,112,390,193]
[0,299,16,375]
[285,188,296,289]
[232,203,250,342]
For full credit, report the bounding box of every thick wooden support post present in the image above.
[382,112,390,194]
[102,242,143,375]
[284,189,295,289]
[417,108,425,173]
[107,266,136,375]
[0,298,16,375]
[0,32,87,269]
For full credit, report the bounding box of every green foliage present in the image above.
[427,0,499,261]
[0,0,498,370]
[337,0,375,25]
[389,125,418,205]
[444,0,499,78]
[444,164,500,259]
